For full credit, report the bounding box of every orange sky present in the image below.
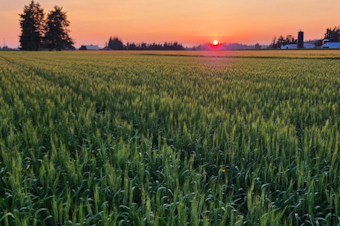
[1,0,339,48]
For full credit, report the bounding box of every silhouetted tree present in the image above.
[106,36,185,50]
[79,45,87,50]
[324,27,340,42]
[270,37,277,49]
[129,43,137,50]
[44,6,74,51]
[271,35,297,49]
[255,43,261,49]
[19,1,45,50]
[141,42,147,50]
[285,35,296,44]
[107,37,124,50]
[277,35,285,48]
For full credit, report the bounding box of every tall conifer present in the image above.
[44,6,74,51]
[19,0,44,51]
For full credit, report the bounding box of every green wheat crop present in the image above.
[1,51,340,225]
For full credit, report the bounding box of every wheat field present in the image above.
[1,51,340,225]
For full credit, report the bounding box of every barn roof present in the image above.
[85,45,100,50]
[321,42,340,48]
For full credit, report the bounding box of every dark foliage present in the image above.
[19,2,74,51]
[126,41,184,50]
[270,35,297,49]
[19,1,45,51]
[106,37,184,50]
[44,6,74,51]
[255,43,261,49]
[314,39,323,47]
[324,27,340,42]
[79,45,87,50]
[107,37,124,50]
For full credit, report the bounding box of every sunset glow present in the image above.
[1,0,340,48]
[213,40,219,45]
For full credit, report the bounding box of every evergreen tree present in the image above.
[19,1,45,51]
[44,6,74,51]
[107,37,124,50]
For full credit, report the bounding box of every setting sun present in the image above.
[213,40,219,45]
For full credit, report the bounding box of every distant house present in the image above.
[281,43,315,49]
[303,43,315,48]
[85,45,100,50]
[281,44,297,49]
[320,39,340,48]
[78,45,100,50]
[321,43,340,48]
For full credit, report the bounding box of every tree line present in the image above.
[324,27,340,42]
[270,35,297,49]
[19,1,74,51]
[104,36,185,50]
[271,27,340,49]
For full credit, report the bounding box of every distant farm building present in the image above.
[281,43,315,49]
[321,39,340,48]
[85,45,100,50]
[303,43,315,48]
[79,45,100,50]
[297,31,304,48]
[281,31,314,49]
[281,44,297,49]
